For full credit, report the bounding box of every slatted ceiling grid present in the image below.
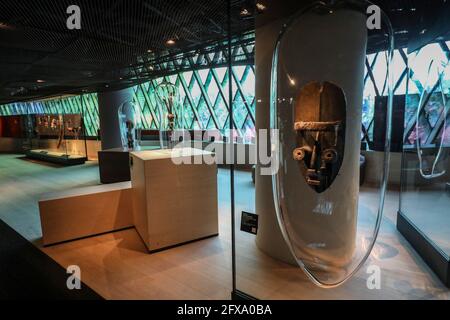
[0,0,253,104]
[1,0,435,105]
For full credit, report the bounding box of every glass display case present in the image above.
[232,0,394,298]
[118,100,142,151]
[398,40,450,287]
[26,113,87,165]
[155,80,185,149]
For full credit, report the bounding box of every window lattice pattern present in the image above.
[0,94,99,137]
[2,40,449,143]
[133,64,256,138]
[362,41,450,147]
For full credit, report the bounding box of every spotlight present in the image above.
[256,3,266,11]
[240,8,250,16]
[0,22,14,30]
[166,39,176,45]
[36,80,46,83]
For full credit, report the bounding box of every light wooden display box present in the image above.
[130,148,218,252]
[39,182,133,246]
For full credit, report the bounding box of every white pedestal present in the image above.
[130,148,218,252]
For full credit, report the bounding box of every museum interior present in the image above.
[0,0,449,300]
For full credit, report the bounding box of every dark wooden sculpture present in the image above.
[293,81,346,193]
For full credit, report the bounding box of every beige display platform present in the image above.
[130,148,218,252]
[39,181,133,245]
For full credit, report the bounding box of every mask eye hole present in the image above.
[293,146,312,161]
[322,149,337,163]
[293,148,305,161]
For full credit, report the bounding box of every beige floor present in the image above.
[0,153,449,300]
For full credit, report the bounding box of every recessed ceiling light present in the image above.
[36,80,45,83]
[256,3,266,11]
[0,22,14,30]
[166,39,176,45]
[147,49,153,53]
[240,8,250,16]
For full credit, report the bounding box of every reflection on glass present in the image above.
[412,58,449,179]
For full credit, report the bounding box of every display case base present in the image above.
[98,148,131,183]
[397,211,450,288]
[26,149,87,166]
[231,290,257,300]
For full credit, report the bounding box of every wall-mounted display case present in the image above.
[26,113,88,165]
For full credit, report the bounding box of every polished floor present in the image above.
[0,153,449,300]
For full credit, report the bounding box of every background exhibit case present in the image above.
[155,81,185,149]
[118,100,142,151]
[232,0,394,298]
[398,39,450,287]
[26,113,88,165]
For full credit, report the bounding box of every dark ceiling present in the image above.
[0,0,449,104]
[0,0,254,104]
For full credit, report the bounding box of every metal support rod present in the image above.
[228,0,236,294]
[81,93,88,159]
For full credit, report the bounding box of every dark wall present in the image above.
[0,116,26,138]
[373,95,405,153]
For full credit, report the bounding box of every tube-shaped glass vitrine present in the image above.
[233,0,394,297]
[118,100,142,151]
[270,0,394,288]
[155,81,185,149]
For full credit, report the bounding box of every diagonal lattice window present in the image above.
[131,62,256,139]
[0,94,99,137]
[2,39,450,145]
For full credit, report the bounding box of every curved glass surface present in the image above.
[118,101,142,151]
[411,55,449,179]
[270,0,394,287]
